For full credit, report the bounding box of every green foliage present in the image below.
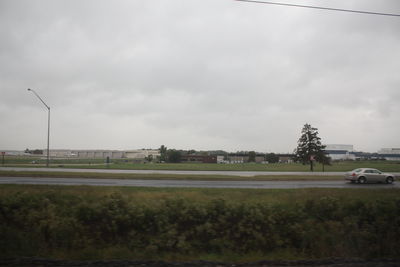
[167,149,182,163]
[145,154,153,163]
[159,145,167,162]
[294,123,328,171]
[1,187,400,260]
[248,151,256,162]
[265,153,279,163]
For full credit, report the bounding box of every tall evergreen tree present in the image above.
[159,145,167,162]
[294,123,327,171]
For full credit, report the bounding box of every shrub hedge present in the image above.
[1,190,400,260]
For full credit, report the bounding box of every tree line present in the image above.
[158,145,281,164]
[158,123,330,170]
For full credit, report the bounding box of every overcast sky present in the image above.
[1,0,399,153]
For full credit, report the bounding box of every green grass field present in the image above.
[1,185,400,262]
[3,156,400,172]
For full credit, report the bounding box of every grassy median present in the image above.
[0,170,343,181]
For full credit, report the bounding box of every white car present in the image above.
[345,168,395,184]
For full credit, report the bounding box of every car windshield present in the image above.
[352,169,362,173]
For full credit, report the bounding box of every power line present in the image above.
[234,0,400,17]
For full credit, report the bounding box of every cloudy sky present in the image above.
[1,0,399,153]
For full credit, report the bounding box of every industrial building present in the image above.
[216,154,265,164]
[324,144,356,160]
[377,148,400,161]
[40,149,159,160]
[124,149,160,160]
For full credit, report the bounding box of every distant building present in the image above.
[325,144,356,160]
[181,155,217,163]
[224,154,264,163]
[125,149,160,160]
[45,149,158,159]
[71,150,125,159]
[48,149,76,157]
[377,148,400,161]
[277,154,294,163]
[217,155,226,163]
[254,156,265,163]
[228,155,247,163]
[0,150,30,156]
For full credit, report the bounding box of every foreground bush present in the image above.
[1,190,400,260]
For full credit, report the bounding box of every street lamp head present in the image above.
[27,88,31,91]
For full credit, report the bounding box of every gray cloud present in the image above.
[1,0,399,152]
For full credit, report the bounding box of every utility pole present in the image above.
[28,88,50,167]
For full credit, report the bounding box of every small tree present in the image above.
[294,123,327,171]
[159,145,167,162]
[248,151,256,162]
[145,154,153,163]
[167,149,182,163]
[265,153,279,163]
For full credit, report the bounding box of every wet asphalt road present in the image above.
[1,167,399,189]
[0,176,398,189]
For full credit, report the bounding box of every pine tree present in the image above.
[159,145,167,162]
[294,123,327,171]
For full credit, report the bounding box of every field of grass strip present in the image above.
[3,158,400,172]
[0,170,343,181]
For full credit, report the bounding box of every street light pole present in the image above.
[28,88,50,167]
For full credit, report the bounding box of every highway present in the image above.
[0,176,398,189]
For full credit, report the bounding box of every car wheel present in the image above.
[386,177,394,184]
[358,177,367,184]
